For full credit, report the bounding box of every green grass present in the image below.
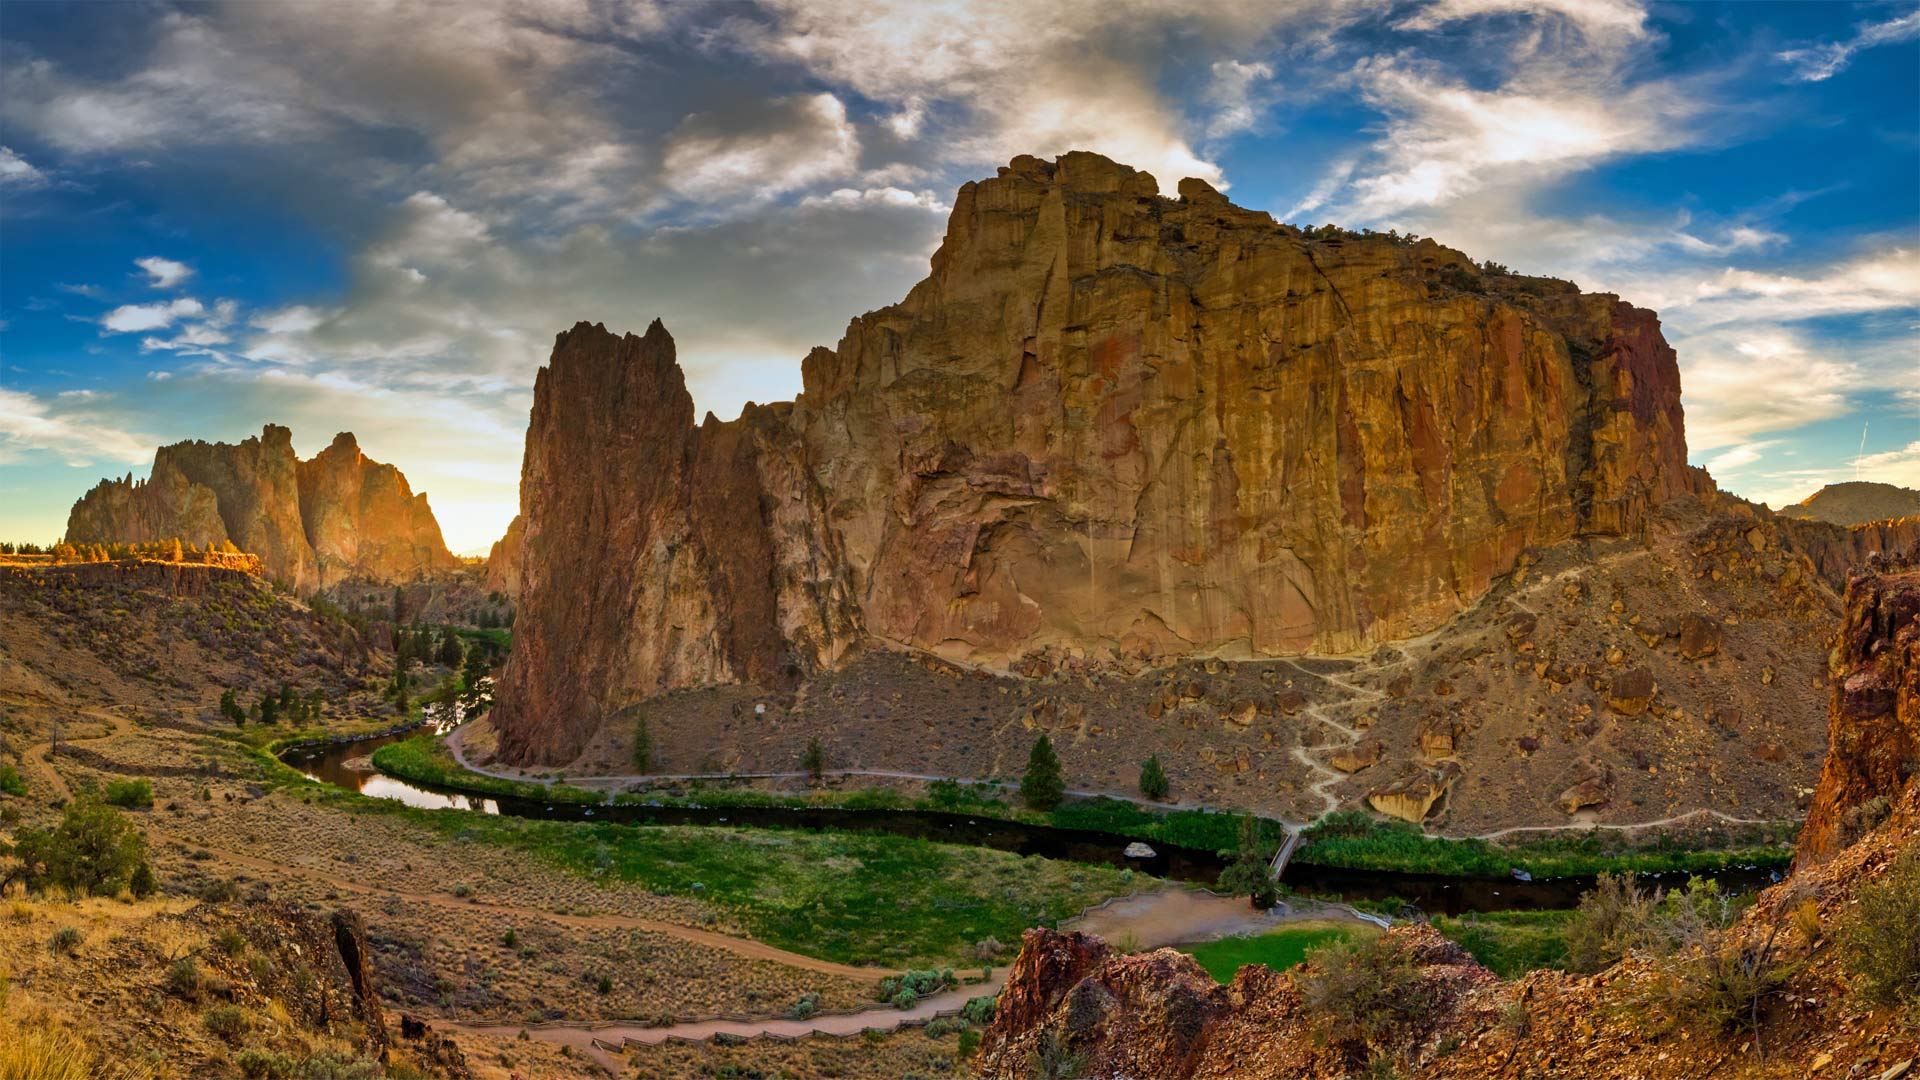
[370,734,603,805]
[456,627,512,650]
[1297,810,1794,879]
[466,816,1138,966]
[615,781,1285,854]
[250,734,1144,968]
[1178,923,1370,982]
[1430,910,1576,977]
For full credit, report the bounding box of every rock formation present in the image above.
[494,152,1714,764]
[1796,540,1920,865]
[1777,480,1920,526]
[296,431,459,589]
[483,514,524,600]
[66,425,456,592]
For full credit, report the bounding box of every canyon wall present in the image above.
[66,424,455,592]
[495,151,1710,763]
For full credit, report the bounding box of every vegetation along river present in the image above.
[283,729,1780,917]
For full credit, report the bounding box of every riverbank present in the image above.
[381,726,1797,883]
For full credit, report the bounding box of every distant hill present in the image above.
[1777,480,1920,526]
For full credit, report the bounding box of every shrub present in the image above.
[0,764,26,797]
[956,1028,982,1059]
[1298,936,1437,1068]
[1841,849,1920,1012]
[103,778,154,809]
[787,992,821,1019]
[167,956,203,1001]
[501,929,518,948]
[803,737,827,783]
[49,926,81,954]
[596,975,613,994]
[215,927,248,957]
[8,797,150,897]
[203,1004,249,1044]
[890,988,919,1009]
[1138,755,1169,801]
[632,715,653,772]
[961,994,998,1025]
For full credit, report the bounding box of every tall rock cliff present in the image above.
[1796,541,1920,865]
[66,425,455,592]
[296,431,459,587]
[491,322,861,765]
[494,152,1702,764]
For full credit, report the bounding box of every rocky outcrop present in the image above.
[1796,541,1920,866]
[66,425,454,592]
[1775,513,1920,590]
[1778,480,1920,526]
[297,432,459,587]
[491,322,862,764]
[977,925,1498,1079]
[495,152,1707,764]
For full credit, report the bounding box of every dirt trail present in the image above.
[444,971,1008,1071]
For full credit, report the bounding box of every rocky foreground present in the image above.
[975,546,1920,1078]
[66,426,458,592]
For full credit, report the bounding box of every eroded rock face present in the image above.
[297,432,459,587]
[491,322,863,765]
[1796,542,1920,866]
[495,153,1710,764]
[65,425,454,592]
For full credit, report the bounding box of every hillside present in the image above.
[1777,481,1920,526]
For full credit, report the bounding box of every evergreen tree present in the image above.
[632,716,653,772]
[167,537,184,562]
[1214,814,1278,908]
[802,736,826,783]
[278,683,296,715]
[391,585,407,622]
[438,626,464,668]
[1139,755,1170,801]
[218,689,244,725]
[257,692,279,726]
[460,648,492,717]
[1020,734,1065,810]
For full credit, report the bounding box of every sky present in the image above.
[1,0,1916,554]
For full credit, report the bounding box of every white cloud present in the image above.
[662,93,860,201]
[1678,327,1873,451]
[1704,439,1780,473]
[251,305,326,335]
[1203,59,1276,142]
[1779,9,1920,82]
[0,145,46,187]
[1852,440,1920,488]
[1340,56,1698,220]
[0,387,154,467]
[135,256,193,288]
[1396,0,1648,41]
[799,186,949,213]
[99,297,205,333]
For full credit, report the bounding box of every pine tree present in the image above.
[1139,755,1170,801]
[219,689,244,726]
[258,692,279,726]
[438,626,464,668]
[460,648,492,717]
[1020,734,1065,810]
[802,737,826,783]
[167,537,184,562]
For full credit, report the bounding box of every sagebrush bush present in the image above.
[1298,936,1437,1068]
[103,779,154,809]
[1842,850,1920,1012]
[202,1004,249,1044]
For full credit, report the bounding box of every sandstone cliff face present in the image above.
[1775,513,1920,591]
[495,152,1702,764]
[296,431,459,587]
[66,425,454,592]
[796,154,1692,666]
[484,514,524,600]
[493,322,861,764]
[1796,541,1920,865]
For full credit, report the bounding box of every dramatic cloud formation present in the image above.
[0,0,1912,546]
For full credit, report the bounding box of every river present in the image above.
[282,728,1782,916]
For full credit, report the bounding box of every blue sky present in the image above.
[2,0,1915,553]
